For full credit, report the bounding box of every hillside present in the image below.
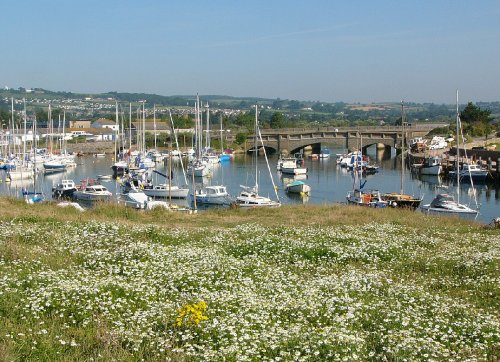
[2,87,499,126]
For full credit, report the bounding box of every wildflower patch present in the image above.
[0,219,498,360]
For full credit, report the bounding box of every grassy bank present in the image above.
[0,198,498,360]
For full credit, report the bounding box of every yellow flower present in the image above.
[175,301,208,327]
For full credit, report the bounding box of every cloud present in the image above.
[201,23,357,49]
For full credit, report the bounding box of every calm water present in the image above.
[1,146,499,224]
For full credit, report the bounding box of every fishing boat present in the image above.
[346,188,388,208]
[236,105,281,208]
[418,156,443,176]
[52,179,78,199]
[448,163,489,183]
[382,192,422,209]
[346,159,387,208]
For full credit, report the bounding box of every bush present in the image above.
[235,132,247,145]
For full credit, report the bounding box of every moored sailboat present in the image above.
[236,105,280,208]
[381,101,423,209]
[420,91,479,219]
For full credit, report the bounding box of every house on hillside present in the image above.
[86,128,115,141]
[91,118,119,132]
[131,121,170,134]
[70,119,92,128]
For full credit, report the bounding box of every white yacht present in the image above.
[236,186,281,208]
[143,184,190,199]
[73,184,112,201]
[236,105,280,208]
[420,194,478,219]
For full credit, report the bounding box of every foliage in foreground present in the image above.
[0,214,498,361]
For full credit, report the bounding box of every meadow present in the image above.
[0,198,498,361]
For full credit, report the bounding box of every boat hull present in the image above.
[420,165,442,176]
[281,167,307,175]
[381,193,422,209]
[420,205,478,219]
[285,182,311,194]
[143,186,189,199]
[73,193,112,202]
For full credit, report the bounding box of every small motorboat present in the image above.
[285,180,311,195]
[73,182,112,202]
[52,179,78,199]
[193,185,232,205]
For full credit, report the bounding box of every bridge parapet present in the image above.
[246,124,439,153]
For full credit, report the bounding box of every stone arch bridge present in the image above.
[245,124,443,154]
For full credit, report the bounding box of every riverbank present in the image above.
[65,142,247,155]
[0,198,499,360]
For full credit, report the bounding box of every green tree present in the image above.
[0,108,10,127]
[460,102,494,136]
[269,112,285,129]
[235,132,247,145]
[233,113,254,129]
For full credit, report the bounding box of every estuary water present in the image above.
[1,145,498,224]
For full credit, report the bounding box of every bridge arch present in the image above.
[246,145,277,155]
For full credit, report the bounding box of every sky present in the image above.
[1,0,499,104]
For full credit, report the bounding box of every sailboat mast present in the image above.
[33,115,37,187]
[129,103,132,151]
[48,103,52,154]
[205,102,210,150]
[456,90,460,204]
[62,111,66,155]
[114,101,119,160]
[142,102,146,153]
[153,104,157,150]
[169,109,187,184]
[254,104,258,193]
[23,98,27,167]
[220,114,224,153]
[400,101,405,195]
[198,97,202,158]
[9,98,13,156]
